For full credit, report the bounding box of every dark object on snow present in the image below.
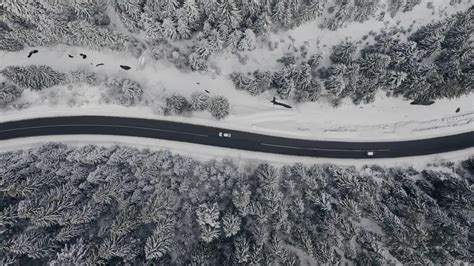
[96,63,104,67]
[271,97,292,109]
[456,107,460,113]
[27,50,38,58]
[79,53,87,59]
[120,65,131,70]
[410,100,435,106]
[205,90,210,93]
[68,54,74,58]
[197,82,201,85]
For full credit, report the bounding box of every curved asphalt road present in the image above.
[0,116,473,158]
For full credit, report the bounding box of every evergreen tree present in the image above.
[50,240,91,265]
[196,203,221,243]
[145,217,175,260]
[408,22,446,58]
[358,53,391,80]
[324,75,345,98]
[294,78,322,102]
[1,65,66,91]
[238,29,257,51]
[188,52,208,70]
[384,70,407,90]
[353,0,379,23]
[300,0,326,23]
[176,10,192,39]
[190,91,211,111]
[254,70,273,94]
[230,72,256,94]
[0,82,22,106]
[218,0,242,30]
[165,94,189,114]
[0,37,24,51]
[330,41,357,64]
[161,18,179,40]
[222,212,241,237]
[208,96,230,119]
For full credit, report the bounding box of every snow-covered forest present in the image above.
[0,144,472,264]
[1,2,473,264]
[232,6,473,105]
[0,0,472,115]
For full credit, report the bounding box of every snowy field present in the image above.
[0,0,472,142]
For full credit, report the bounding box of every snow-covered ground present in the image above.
[1,135,472,169]
[0,0,472,142]
[1,47,472,141]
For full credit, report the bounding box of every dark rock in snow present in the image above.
[456,107,460,113]
[205,90,210,93]
[68,54,74,58]
[96,63,104,67]
[197,82,200,85]
[270,97,292,109]
[410,100,435,106]
[79,53,87,59]
[27,49,38,58]
[120,65,131,70]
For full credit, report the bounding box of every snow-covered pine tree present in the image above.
[0,82,22,105]
[294,78,322,102]
[1,65,66,91]
[208,96,230,119]
[98,235,139,262]
[165,94,189,114]
[120,79,143,105]
[190,91,211,111]
[188,52,208,70]
[0,37,24,51]
[55,225,87,243]
[161,18,179,40]
[254,70,273,94]
[145,216,175,260]
[176,9,192,39]
[159,0,180,18]
[238,29,257,51]
[8,230,54,259]
[218,0,242,30]
[357,53,391,80]
[408,22,446,58]
[233,236,251,263]
[330,41,357,64]
[222,212,241,237]
[353,0,379,23]
[196,202,221,242]
[50,240,90,266]
[300,0,326,23]
[324,75,346,98]
[384,70,407,90]
[182,0,201,27]
[68,70,101,86]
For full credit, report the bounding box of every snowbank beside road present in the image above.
[1,135,472,169]
[1,90,472,142]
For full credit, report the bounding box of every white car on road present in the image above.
[366,151,374,157]
[219,132,231,138]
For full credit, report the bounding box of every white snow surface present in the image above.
[0,0,472,144]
